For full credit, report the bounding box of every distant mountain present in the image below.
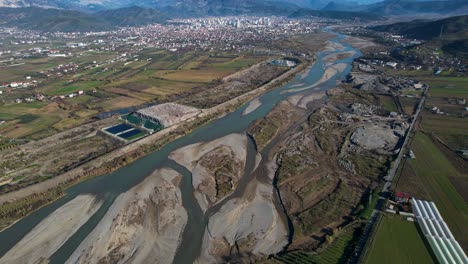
[0,0,89,10]
[1,0,465,22]
[271,0,332,9]
[0,0,384,10]
[98,6,169,26]
[323,0,468,16]
[0,7,110,31]
[322,1,362,12]
[290,9,383,21]
[0,6,170,32]
[0,0,304,17]
[371,15,468,40]
[156,0,300,17]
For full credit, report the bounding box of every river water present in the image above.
[0,30,361,263]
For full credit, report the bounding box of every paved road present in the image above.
[350,87,428,263]
[384,88,427,185]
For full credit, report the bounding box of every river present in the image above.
[0,30,362,263]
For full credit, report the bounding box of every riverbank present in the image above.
[0,55,314,233]
[169,133,248,212]
[65,168,187,264]
[0,194,102,263]
[0,30,366,263]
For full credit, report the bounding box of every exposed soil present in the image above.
[0,194,102,264]
[66,168,187,264]
[197,179,289,263]
[248,86,409,254]
[169,133,248,212]
[242,98,262,116]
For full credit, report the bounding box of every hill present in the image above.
[371,15,468,40]
[365,0,468,16]
[0,7,112,32]
[372,15,468,58]
[323,0,468,16]
[0,6,170,32]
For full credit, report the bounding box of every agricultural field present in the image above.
[415,77,468,151]
[0,118,121,195]
[421,114,468,150]
[377,95,398,113]
[394,132,468,250]
[390,75,468,254]
[366,215,434,264]
[420,77,468,117]
[0,48,269,140]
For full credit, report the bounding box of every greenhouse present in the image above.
[412,198,468,264]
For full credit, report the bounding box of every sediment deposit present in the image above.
[65,168,187,264]
[0,195,102,264]
[242,98,262,116]
[196,179,289,263]
[170,134,248,212]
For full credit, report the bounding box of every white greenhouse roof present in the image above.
[412,198,468,264]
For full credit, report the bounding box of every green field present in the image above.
[421,114,468,150]
[366,215,434,264]
[418,76,468,117]
[48,80,105,96]
[0,45,272,140]
[391,75,468,252]
[378,95,398,113]
[420,77,468,97]
[396,132,468,249]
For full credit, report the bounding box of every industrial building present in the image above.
[411,198,468,264]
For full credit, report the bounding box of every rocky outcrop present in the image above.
[65,168,187,264]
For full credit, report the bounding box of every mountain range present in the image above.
[0,6,169,31]
[0,0,386,32]
[0,0,383,11]
[0,0,467,32]
[0,0,466,17]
